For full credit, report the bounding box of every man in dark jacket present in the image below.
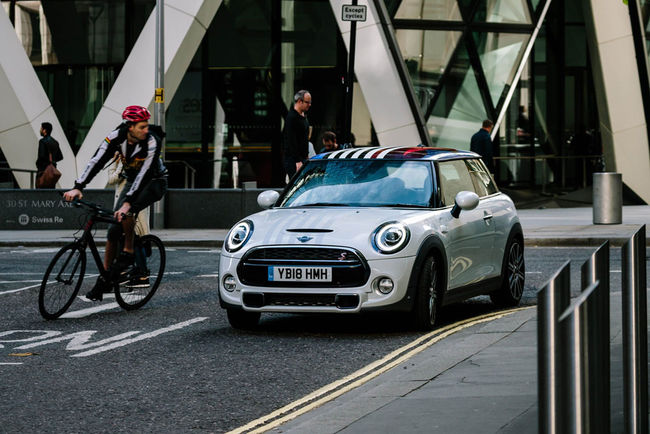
[470,119,494,173]
[35,122,63,180]
[282,90,311,181]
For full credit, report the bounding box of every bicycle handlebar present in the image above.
[71,197,115,217]
[58,191,118,223]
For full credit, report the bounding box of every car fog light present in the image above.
[223,275,237,292]
[377,277,394,294]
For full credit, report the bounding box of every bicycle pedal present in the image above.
[125,276,150,288]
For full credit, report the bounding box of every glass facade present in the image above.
[0,0,608,201]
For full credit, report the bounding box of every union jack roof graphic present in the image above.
[311,146,479,161]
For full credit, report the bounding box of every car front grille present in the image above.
[237,246,369,288]
[242,292,359,309]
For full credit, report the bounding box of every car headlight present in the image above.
[225,220,253,253]
[372,221,410,254]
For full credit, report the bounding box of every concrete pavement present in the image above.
[0,205,647,247]
[1,206,647,433]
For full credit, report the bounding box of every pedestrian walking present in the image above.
[470,119,494,173]
[35,122,63,188]
[282,90,311,181]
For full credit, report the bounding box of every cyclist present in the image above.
[63,105,168,301]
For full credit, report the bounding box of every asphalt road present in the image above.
[0,246,632,432]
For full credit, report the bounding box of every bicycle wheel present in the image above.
[115,234,165,310]
[39,243,86,320]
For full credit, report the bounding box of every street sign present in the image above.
[155,87,164,103]
[342,4,367,22]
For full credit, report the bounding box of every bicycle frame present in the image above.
[40,196,165,319]
[73,202,119,281]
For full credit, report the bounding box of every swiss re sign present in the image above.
[342,4,367,22]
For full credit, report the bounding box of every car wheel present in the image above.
[413,255,440,331]
[227,308,261,330]
[490,235,525,307]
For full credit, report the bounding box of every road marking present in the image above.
[71,317,209,357]
[0,272,42,275]
[198,274,219,278]
[0,279,41,284]
[165,271,185,275]
[60,302,120,318]
[187,250,221,253]
[16,330,142,351]
[525,271,542,274]
[0,363,23,365]
[228,307,532,434]
[0,283,41,295]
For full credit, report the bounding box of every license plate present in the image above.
[268,266,332,282]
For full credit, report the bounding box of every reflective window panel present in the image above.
[428,41,488,148]
[394,0,463,21]
[396,29,462,111]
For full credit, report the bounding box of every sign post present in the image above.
[342,2,366,146]
[153,0,165,228]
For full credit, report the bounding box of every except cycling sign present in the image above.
[342,4,367,21]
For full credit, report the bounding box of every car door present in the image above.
[436,159,496,290]
[465,158,502,278]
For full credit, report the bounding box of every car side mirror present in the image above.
[257,190,280,209]
[450,191,479,218]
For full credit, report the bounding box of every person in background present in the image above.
[318,131,339,154]
[107,152,151,289]
[107,152,150,237]
[35,122,63,186]
[282,90,311,181]
[470,119,494,173]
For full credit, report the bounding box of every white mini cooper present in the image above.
[218,146,525,330]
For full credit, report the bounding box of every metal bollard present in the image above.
[580,242,610,434]
[559,280,600,434]
[593,172,622,224]
[622,225,648,434]
[538,260,571,434]
[232,156,239,188]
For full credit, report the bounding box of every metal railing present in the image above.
[165,160,196,189]
[0,167,38,188]
[494,154,603,194]
[538,226,647,434]
[623,226,648,434]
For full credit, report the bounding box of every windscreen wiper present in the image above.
[382,203,429,208]
[299,202,351,207]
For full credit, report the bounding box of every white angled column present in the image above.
[0,7,75,189]
[78,0,222,188]
[583,0,650,203]
[329,0,421,147]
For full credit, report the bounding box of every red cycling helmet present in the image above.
[122,105,151,123]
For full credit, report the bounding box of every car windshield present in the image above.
[279,159,434,208]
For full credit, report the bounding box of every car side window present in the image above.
[437,160,476,206]
[466,159,498,197]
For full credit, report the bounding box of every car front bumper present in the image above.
[218,254,416,313]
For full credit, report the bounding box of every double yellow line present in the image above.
[229,306,532,434]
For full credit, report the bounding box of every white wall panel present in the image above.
[376,125,422,147]
[79,0,221,188]
[584,0,650,203]
[0,8,75,188]
[329,0,421,147]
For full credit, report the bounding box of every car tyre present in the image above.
[227,308,261,329]
[490,234,525,307]
[413,255,440,331]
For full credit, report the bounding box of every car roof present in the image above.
[311,146,480,161]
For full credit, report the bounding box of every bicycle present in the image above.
[38,197,166,320]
